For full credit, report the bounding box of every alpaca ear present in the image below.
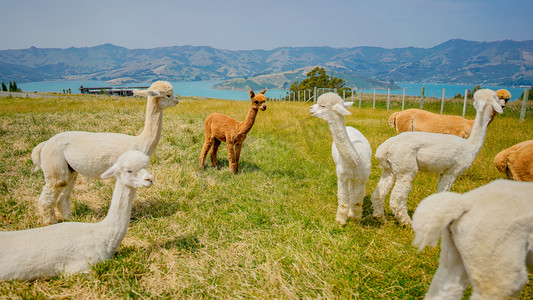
[146,90,160,97]
[343,102,354,109]
[260,89,267,94]
[475,99,485,111]
[133,89,147,97]
[332,103,352,116]
[492,100,504,114]
[101,165,119,179]
[249,90,255,98]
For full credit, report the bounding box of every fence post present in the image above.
[359,89,363,109]
[314,87,317,103]
[440,88,445,114]
[462,89,468,117]
[402,87,406,110]
[419,86,425,109]
[343,89,345,100]
[520,88,529,121]
[352,88,354,102]
[373,89,376,109]
[387,88,390,111]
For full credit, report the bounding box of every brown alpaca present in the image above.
[388,89,511,138]
[494,140,533,181]
[200,89,267,174]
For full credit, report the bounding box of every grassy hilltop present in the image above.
[0,93,532,298]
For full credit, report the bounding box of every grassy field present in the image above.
[0,92,532,299]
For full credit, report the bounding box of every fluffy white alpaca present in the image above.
[371,89,503,226]
[310,93,373,225]
[412,179,533,299]
[32,81,177,225]
[0,150,153,281]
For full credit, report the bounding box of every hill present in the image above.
[211,66,400,90]
[0,39,532,86]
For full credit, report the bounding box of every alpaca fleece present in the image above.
[31,81,177,225]
[200,89,267,174]
[412,179,533,299]
[494,140,533,181]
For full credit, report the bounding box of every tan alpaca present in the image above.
[200,89,267,174]
[388,89,510,138]
[494,140,533,181]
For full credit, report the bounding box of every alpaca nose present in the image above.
[144,174,154,186]
[260,104,267,111]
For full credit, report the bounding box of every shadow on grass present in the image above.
[130,197,186,220]
[201,158,262,173]
[360,195,386,228]
[359,195,416,228]
[159,235,203,252]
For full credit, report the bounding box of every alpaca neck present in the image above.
[487,109,498,126]
[238,106,259,135]
[466,105,492,154]
[137,97,163,155]
[327,114,363,167]
[101,180,136,253]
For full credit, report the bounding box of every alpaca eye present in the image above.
[254,101,259,104]
[127,170,133,173]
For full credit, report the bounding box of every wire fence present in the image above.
[268,87,531,121]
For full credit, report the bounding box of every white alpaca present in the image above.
[371,89,503,226]
[0,150,153,281]
[412,179,533,299]
[32,81,177,225]
[310,93,373,225]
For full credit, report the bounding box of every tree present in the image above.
[289,67,351,99]
[453,85,483,99]
[12,80,19,92]
[1,82,6,91]
[8,81,21,92]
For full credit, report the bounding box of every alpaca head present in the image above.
[249,89,267,111]
[309,92,354,122]
[496,89,511,109]
[101,150,154,188]
[473,89,504,115]
[134,81,179,109]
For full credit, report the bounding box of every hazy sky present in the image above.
[1,0,531,51]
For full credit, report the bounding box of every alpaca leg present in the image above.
[227,142,238,174]
[347,179,364,222]
[200,138,214,170]
[210,139,221,168]
[38,184,62,225]
[336,177,350,226]
[234,143,243,171]
[436,173,458,192]
[389,173,415,226]
[57,172,77,220]
[424,230,468,299]
[370,168,394,222]
[38,154,71,225]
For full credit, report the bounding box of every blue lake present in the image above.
[17,80,528,101]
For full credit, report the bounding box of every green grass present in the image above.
[0,93,532,299]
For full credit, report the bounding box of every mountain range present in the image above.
[0,39,532,87]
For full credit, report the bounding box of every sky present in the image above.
[0,0,532,51]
